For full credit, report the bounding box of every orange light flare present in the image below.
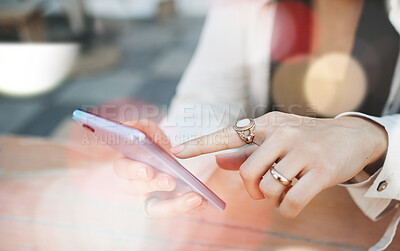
[157,169,272,250]
[64,98,272,249]
[27,99,171,249]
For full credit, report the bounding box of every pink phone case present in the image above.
[72,109,226,211]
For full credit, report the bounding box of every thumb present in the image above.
[216,145,257,171]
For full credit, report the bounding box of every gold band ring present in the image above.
[270,166,293,186]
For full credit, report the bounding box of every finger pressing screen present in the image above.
[170,127,246,159]
[123,120,172,152]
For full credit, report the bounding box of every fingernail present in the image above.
[137,167,148,178]
[158,176,171,189]
[186,195,202,208]
[170,144,184,155]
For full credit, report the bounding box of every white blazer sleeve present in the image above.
[336,112,400,250]
[336,112,400,220]
[159,1,252,181]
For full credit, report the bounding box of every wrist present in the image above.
[337,116,388,165]
[360,117,388,164]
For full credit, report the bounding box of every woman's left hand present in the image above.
[170,111,388,218]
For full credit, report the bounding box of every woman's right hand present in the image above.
[113,120,207,219]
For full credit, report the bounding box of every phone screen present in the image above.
[72,109,226,211]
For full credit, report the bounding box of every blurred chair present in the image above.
[157,0,176,20]
[58,0,86,37]
[0,1,46,41]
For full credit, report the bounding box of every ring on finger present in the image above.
[270,165,293,186]
[233,118,257,145]
[143,196,158,219]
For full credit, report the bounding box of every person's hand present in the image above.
[170,111,388,218]
[113,119,207,219]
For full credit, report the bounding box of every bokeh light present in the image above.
[272,53,367,117]
[272,56,310,116]
[304,53,367,117]
[0,44,79,97]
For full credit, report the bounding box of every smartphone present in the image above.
[72,109,226,211]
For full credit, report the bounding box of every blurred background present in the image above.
[0,0,210,139]
[0,0,399,139]
[1,1,400,250]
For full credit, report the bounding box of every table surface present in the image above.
[0,135,399,251]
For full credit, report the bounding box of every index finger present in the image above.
[170,127,242,158]
[172,117,269,158]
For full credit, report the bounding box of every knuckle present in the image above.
[282,126,300,137]
[261,189,274,199]
[267,111,282,118]
[167,177,177,190]
[239,163,255,181]
[259,184,279,200]
[150,178,161,192]
[280,206,297,219]
[195,135,208,147]
[238,164,248,180]
[154,174,175,191]
[255,115,268,128]
[193,138,208,155]
[135,161,151,171]
[220,127,231,146]
[267,111,285,125]
[249,192,264,200]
